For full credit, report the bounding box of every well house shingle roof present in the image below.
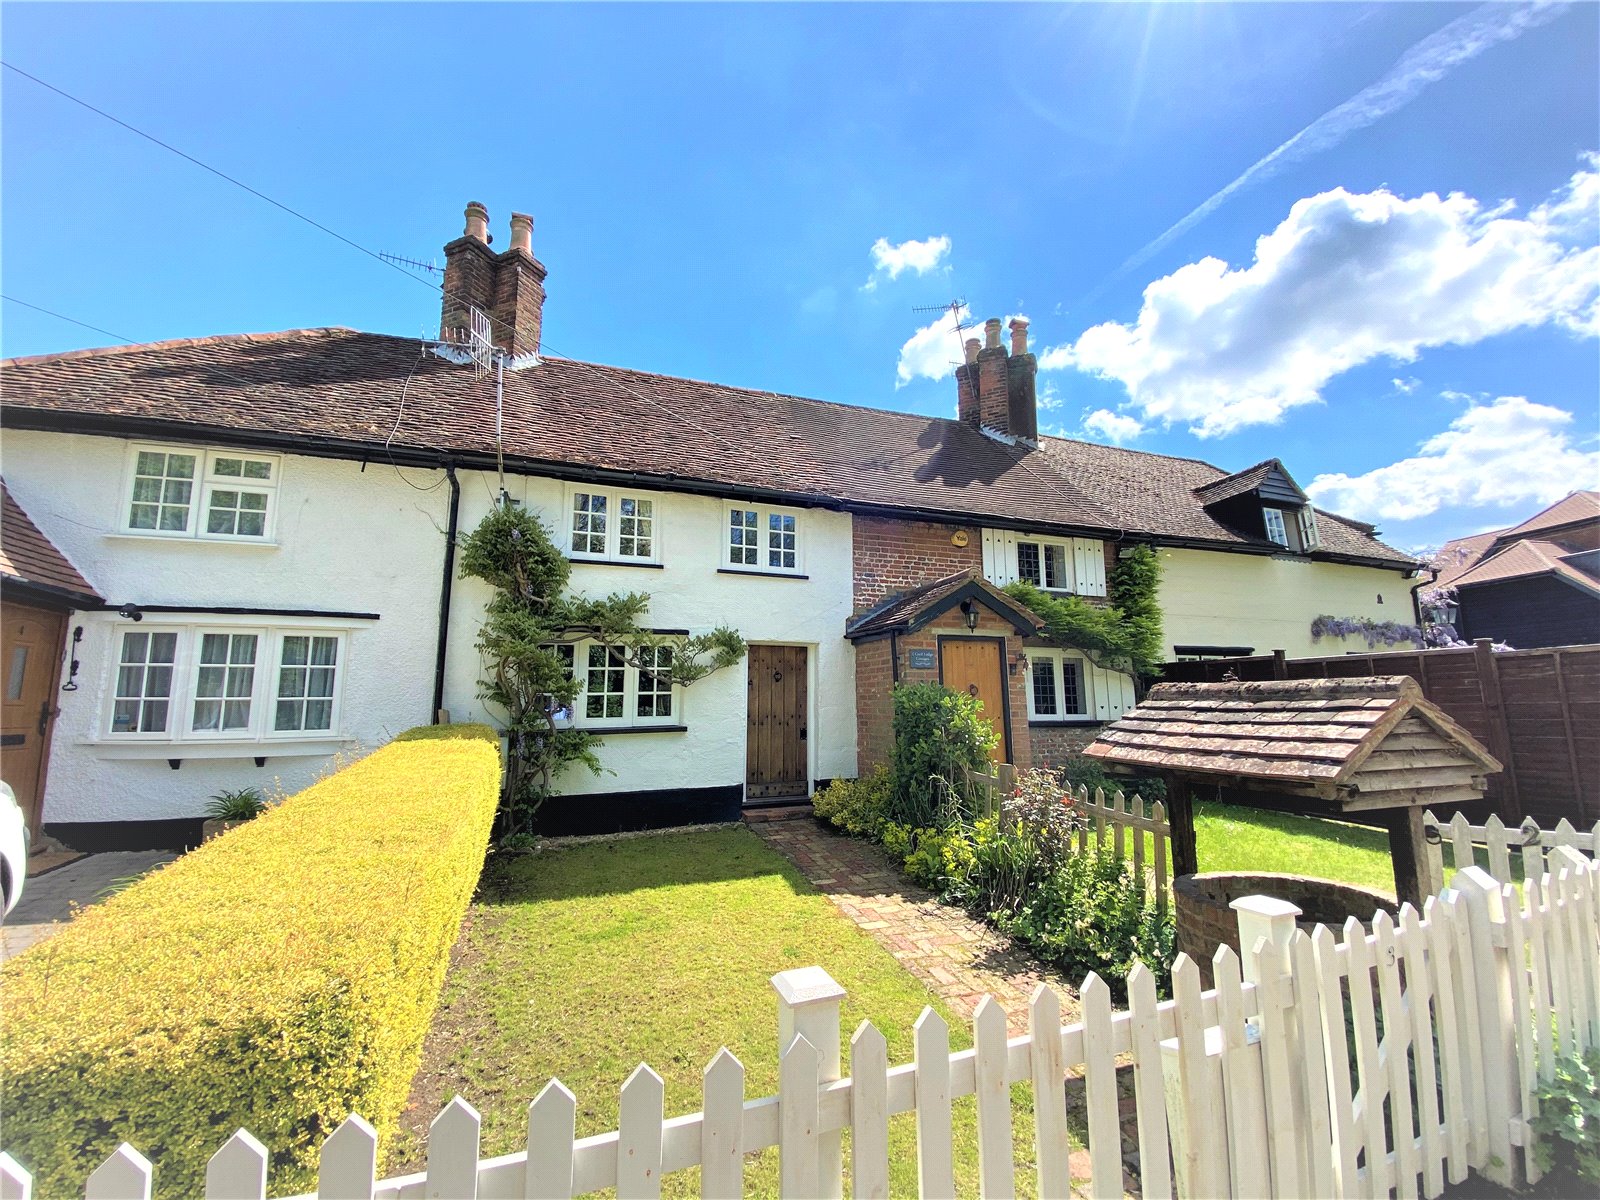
[0,328,1415,567]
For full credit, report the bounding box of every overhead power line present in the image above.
[1,294,136,345]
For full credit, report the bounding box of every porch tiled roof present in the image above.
[845,570,1041,640]
[0,482,102,603]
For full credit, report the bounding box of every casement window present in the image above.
[123,445,280,540]
[567,488,658,562]
[1026,650,1090,721]
[1263,505,1320,553]
[982,531,1106,596]
[106,624,346,742]
[1263,507,1290,548]
[725,505,803,574]
[1017,539,1073,591]
[545,639,682,730]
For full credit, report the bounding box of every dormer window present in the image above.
[1194,458,1321,556]
[1263,508,1290,548]
[1263,505,1319,552]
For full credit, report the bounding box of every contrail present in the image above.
[1096,2,1569,299]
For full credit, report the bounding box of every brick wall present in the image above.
[855,605,1032,775]
[853,516,984,612]
[1027,722,1102,771]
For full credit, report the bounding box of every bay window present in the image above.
[105,623,347,743]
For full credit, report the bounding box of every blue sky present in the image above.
[3,2,1596,552]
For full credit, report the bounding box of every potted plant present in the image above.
[201,787,268,842]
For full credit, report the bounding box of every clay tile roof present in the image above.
[1,327,1416,566]
[1450,539,1600,597]
[1502,490,1600,539]
[845,570,1042,640]
[1,482,101,603]
[1433,529,1503,588]
[1082,676,1499,794]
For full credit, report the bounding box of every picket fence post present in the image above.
[1233,895,1307,1198]
[1455,867,1520,1188]
[772,966,845,1198]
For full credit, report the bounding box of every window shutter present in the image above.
[1297,506,1320,551]
[1074,539,1107,597]
[981,529,999,584]
[1001,531,1019,585]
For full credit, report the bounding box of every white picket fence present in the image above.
[1424,808,1598,885]
[2,855,1596,1199]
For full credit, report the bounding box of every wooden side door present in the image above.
[1,605,66,834]
[938,637,1010,763]
[746,644,809,800]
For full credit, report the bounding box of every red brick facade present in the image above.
[854,603,1033,777]
[853,516,983,613]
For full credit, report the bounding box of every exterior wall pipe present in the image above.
[432,461,461,723]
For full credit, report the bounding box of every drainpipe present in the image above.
[1410,565,1437,631]
[432,461,461,723]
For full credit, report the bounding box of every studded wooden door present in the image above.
[1,605,65,835]
[746,644,808,800]
[938,636,1010,763]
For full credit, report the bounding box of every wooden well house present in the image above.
[1082,676,1503,907]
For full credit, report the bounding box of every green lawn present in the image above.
[394,826,1046,1196]
[1195,801,1399,893]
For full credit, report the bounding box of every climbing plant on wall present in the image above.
[458,502,746,840]
[1004,544,1165,679]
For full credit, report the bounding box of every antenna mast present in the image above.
[912,298,971,369]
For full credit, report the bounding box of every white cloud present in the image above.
[896,307,1027,388]
[1392,377,1420,395]
[1305,396,1600,522]
[1044,162,1600,437]
[1081,409,1145,444]
[864,235,951,291]
[1110,1,1569,285]
[1038,380,1063,410]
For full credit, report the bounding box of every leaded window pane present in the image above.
[1031,658,1058,716]
[1017,541,1041,586]
[1062,660,1084,714]
[1043,544,1069,590]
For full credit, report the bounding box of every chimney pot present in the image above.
[509,212,534,255]
[984,318,1002,351]
[964,338,980,364]
[1009,316,1030,356]
[464,202,490,244]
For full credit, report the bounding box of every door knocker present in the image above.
[967,683,980,698]
[772,670,783,683]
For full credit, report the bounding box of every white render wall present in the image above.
[441,474,858,796]
[3,429,447,824]
[3,429,858,827]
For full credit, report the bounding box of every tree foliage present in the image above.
[458,502,746,839]
[1004,543,1165,679]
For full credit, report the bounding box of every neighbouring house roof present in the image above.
[1433,529,1503,589]
[0,327,1416,567]
[1502,490,1600,540]
[1449,538,1600,598]
[1082,676,1500,803]
[0,481,102,605]
[844,570,1042,640]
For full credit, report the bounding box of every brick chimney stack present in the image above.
[440,202,547,359]
[952,313,1038,444]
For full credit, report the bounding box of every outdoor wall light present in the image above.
[960,600,979,631]
[60,625,84,691]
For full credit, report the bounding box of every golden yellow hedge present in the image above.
[0,725,500,1198]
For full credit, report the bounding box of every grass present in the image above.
[1195,801,1399,893]
[394,826,1047,1196]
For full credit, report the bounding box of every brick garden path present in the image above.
[746,813,1147,1195]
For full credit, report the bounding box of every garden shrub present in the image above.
[1531,1049,1600,1187]
[812,766,892,839]
[1061,754,1166,803]
[0,726,500,1198]
[889,682,996,828]
[391,721,499,743]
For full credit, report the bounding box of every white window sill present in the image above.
[79,736,353,760]
[104,533,280,549]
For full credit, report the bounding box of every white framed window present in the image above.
[548,639,683,730]
[1017,538,1073,591]
[725,505,804,574]
[1263,507,1290,548]
[122,444,279,541]
[104,622,348,743]
[1025,650,1091,721]
[567,487,658,562]
[1295,506,1320,551]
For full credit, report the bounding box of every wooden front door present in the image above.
[746,644,808,800]
[1,605,66,835]
[939,637,1010,763]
